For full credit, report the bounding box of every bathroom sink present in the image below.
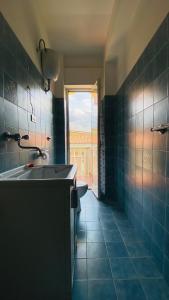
[0,164,77,182]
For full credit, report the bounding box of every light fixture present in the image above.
[37,39,60,92]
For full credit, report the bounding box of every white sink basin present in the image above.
[0,164,77,181]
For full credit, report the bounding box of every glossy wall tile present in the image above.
[101,12,169,284]
[0,13,54,172]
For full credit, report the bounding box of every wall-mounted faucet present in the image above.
[4,132,47,160]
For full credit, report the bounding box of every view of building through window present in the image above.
[68,91,98,195]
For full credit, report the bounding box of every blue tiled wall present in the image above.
[53,98,66,164]
[0,13,54,172]
[103,13,169,283]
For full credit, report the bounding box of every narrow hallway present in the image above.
[73,191,169,300]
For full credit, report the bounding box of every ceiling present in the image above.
[33,0,115,55]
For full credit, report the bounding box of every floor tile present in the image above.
[98,201,113,208]
[85,206,99,221]
[116,220,134,229]
[86,206,99,215]
[76,243,87,258]
[115,279,146,300]
[77,230,86,242]
[103,229,122,242]
[87,230,104,242]
[126,242,151,257]
[86,212,99,221]
[81,191,97,204]
[120,229,144,242]
[98,206,113,214]
[100,219,117,230]
[72,280,88,300]
[88,280,117,300]
[73,191,169,300]
[86,221,101,231]
[99,213,115,222]
[110,258,137,279]
[87,258,112,279]
[83,201,98,208]
[78,211,86,222]
[87,242,107,258]
[132,258,163,278]
[117,224,135,231]
[141,278,169,300]
[77,221,86,232]
[80,201,86,209]
[115,214,130,221]
[112,210,127,220]
[106,242,129,257]
[85,200,96,206]
[74,259,87,279]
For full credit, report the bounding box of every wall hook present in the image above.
[150,123,169,134]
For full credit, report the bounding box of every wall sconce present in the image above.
[37,39,60,92]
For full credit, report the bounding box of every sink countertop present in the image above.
[0,164,77,185]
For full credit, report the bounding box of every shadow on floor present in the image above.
[72,191,169,300]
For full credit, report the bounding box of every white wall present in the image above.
[105,0,169,93]
[64,55,103,87]
[64,55,103,99]
[64,67,102,86]
[3,0,166,97]
[51,55,103,98]
[0,0,50,72]
[0,3,104,97]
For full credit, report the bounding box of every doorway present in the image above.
[66,86,98,196]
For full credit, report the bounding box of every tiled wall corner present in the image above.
[99,95,119,201]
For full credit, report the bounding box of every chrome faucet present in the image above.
[4,132,47,159]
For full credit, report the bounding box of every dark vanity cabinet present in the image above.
[0,178,77,300]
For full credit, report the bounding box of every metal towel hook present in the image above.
[150,123,169,134]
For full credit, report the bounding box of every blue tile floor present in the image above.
[72,191,169,300]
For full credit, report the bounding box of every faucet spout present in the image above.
[17,140,44,157]
[3,132,47,159]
